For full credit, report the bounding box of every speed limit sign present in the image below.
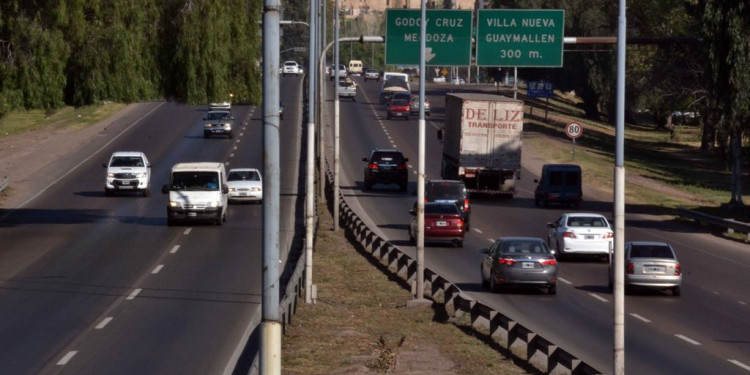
[565,122,583,139]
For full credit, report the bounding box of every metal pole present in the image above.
[513,66,518,99]
[613,0,627,373]
[333,0,341,231]
[261,0,281,371]
[305,0,318,304]
[415,0,428,302]
[319,0,327,200]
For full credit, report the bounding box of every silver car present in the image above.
[480,237,558,295]
[608,241,682,296]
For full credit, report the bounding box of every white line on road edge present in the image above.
[675,334,701,345]
[152,265,164,274]
[95,317,113,329]
[629,313,652,323]
[728,359,750,372]
[183,228,192,235]
[557,277,573,285]
[126,288,142,300]
[170,245,180,254]
[589,293,609,303]
[57,351,77,365]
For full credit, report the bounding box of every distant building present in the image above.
[339,0,478,18]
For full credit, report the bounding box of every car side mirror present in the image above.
[547,222,555,228]
[161,184,169,194]
[480,248,489,254]
[202,118,207,121]
[362,157,368,162]
[103,163,108,168]
[409,209,416,216]
[533,179,539,183]
[404,158,409,162]
[437,129,443,140]
[222,184,229,194]
[147,163,152,168]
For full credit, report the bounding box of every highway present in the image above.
[0,77,305,374]
[326,76,750,375]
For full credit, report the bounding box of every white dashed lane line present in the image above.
[589,293,609,303]
[95,317,113,330]
[170,245,180,254]
[183,228,192,235]
[57,351,77,365]
[557,277,573,285]
[728,359,750,372]
[152,265,164,274]
[472,228,483,234]
[629,313,652,323]
[675,334,701,345]
[126,288,142,300]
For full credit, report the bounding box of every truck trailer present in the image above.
[439,93,524,196]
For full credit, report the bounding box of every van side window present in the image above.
[549,171,564,186]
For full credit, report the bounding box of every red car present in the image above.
[409,202,465,247]
[387,99,410,120]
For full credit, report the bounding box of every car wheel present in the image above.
[556,241,565,261]
[399,182,407,192]
[352,97,356,102]
[228,133,233,139]
[480,269,489,289]
[489,273,500,293]
[143,187,150,197]
[534,197,540,206]
[105,189,112,197]
[608,274,613,292]
[548,284,557,295]
[409,231,415,245]
[203,132,210,139]
[455,240,463,248]
[672,286,681,296]
[464,218,470,231]
[363,179,371,190]
[167,218,175,227]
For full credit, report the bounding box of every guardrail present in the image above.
[0,176,8,193]
[326,166,602,375]
[677,207,750,242]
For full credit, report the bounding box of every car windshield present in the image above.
[424,204,459,215]
[284,62,296,66]
[502,241,550,254]
[426,182,464,200]
[371,152,404,164]
[171,172,220,191]
[566,216,608,227]
[110,156,144,167]
[228,171,260,181]
[206,112,231,121]
[629,245,674,258]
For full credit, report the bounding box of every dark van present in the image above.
[534,164,582,208]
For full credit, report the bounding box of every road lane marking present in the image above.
[152,265,164,274]
[675,334,701,345]
[57,351,77,365]
[229,153,235,158]
[557,277,572,285]
[488,238,496,244]
[126,288,142,300]
[170,245,180,254]
[95,317,113,329]
[629,313,651,323]
[183,228,192,235]
[728,360,750,372]
[472,228,483,234]
[739,301,746,306]
[589,293,609,303]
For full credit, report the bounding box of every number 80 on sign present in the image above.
[565,122,583,139]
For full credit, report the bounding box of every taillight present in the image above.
[563,232,578,239]
[498,258,516,265]
[456,219,464,228]
[368,163,379,170]
[626,262,634,274]
[396,163,407,170]
[463,198,470,211]
[674,263,681,276]
[540,259,557,266]
[602,232,614,239]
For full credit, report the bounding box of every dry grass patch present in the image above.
[281,204,529,375]
[0,103,125,137]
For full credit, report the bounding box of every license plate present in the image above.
[645,266,664,273]
[122,180,131,185]
[584,235,595,240]
[522,262,535,269]
[436,221,448,227]
[239,193,247,196]
[188,212,197,217]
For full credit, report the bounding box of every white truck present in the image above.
[439,93,524,197]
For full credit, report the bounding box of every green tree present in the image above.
[701,0,750,207]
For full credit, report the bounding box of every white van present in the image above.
[348,60,363,75]
[162,162,228,226]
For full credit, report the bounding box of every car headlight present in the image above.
[228,187,236,192]
[169,201,180,207]
[137,172,147,178]
[208,201,219,207]
[251,187,261,192]
[107,173,115,178]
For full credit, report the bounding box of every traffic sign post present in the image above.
[385,9,472,66]
[565,121,583,160]
[476,9,564,67]
[528,80,554,120]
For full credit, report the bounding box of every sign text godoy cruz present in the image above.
[476,9,565,67]
[385,9,472,66]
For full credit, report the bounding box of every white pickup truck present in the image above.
[282,61,303,76]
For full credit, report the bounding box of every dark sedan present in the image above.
[409,202,465,248]
[480,237,558,294]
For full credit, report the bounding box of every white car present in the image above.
[226,168,263,203]
[103,151,151,197]
[282,61,302,76]
[547,213,613,260]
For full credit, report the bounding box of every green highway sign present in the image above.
[385,9,472,66]
[476,9,564,67]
